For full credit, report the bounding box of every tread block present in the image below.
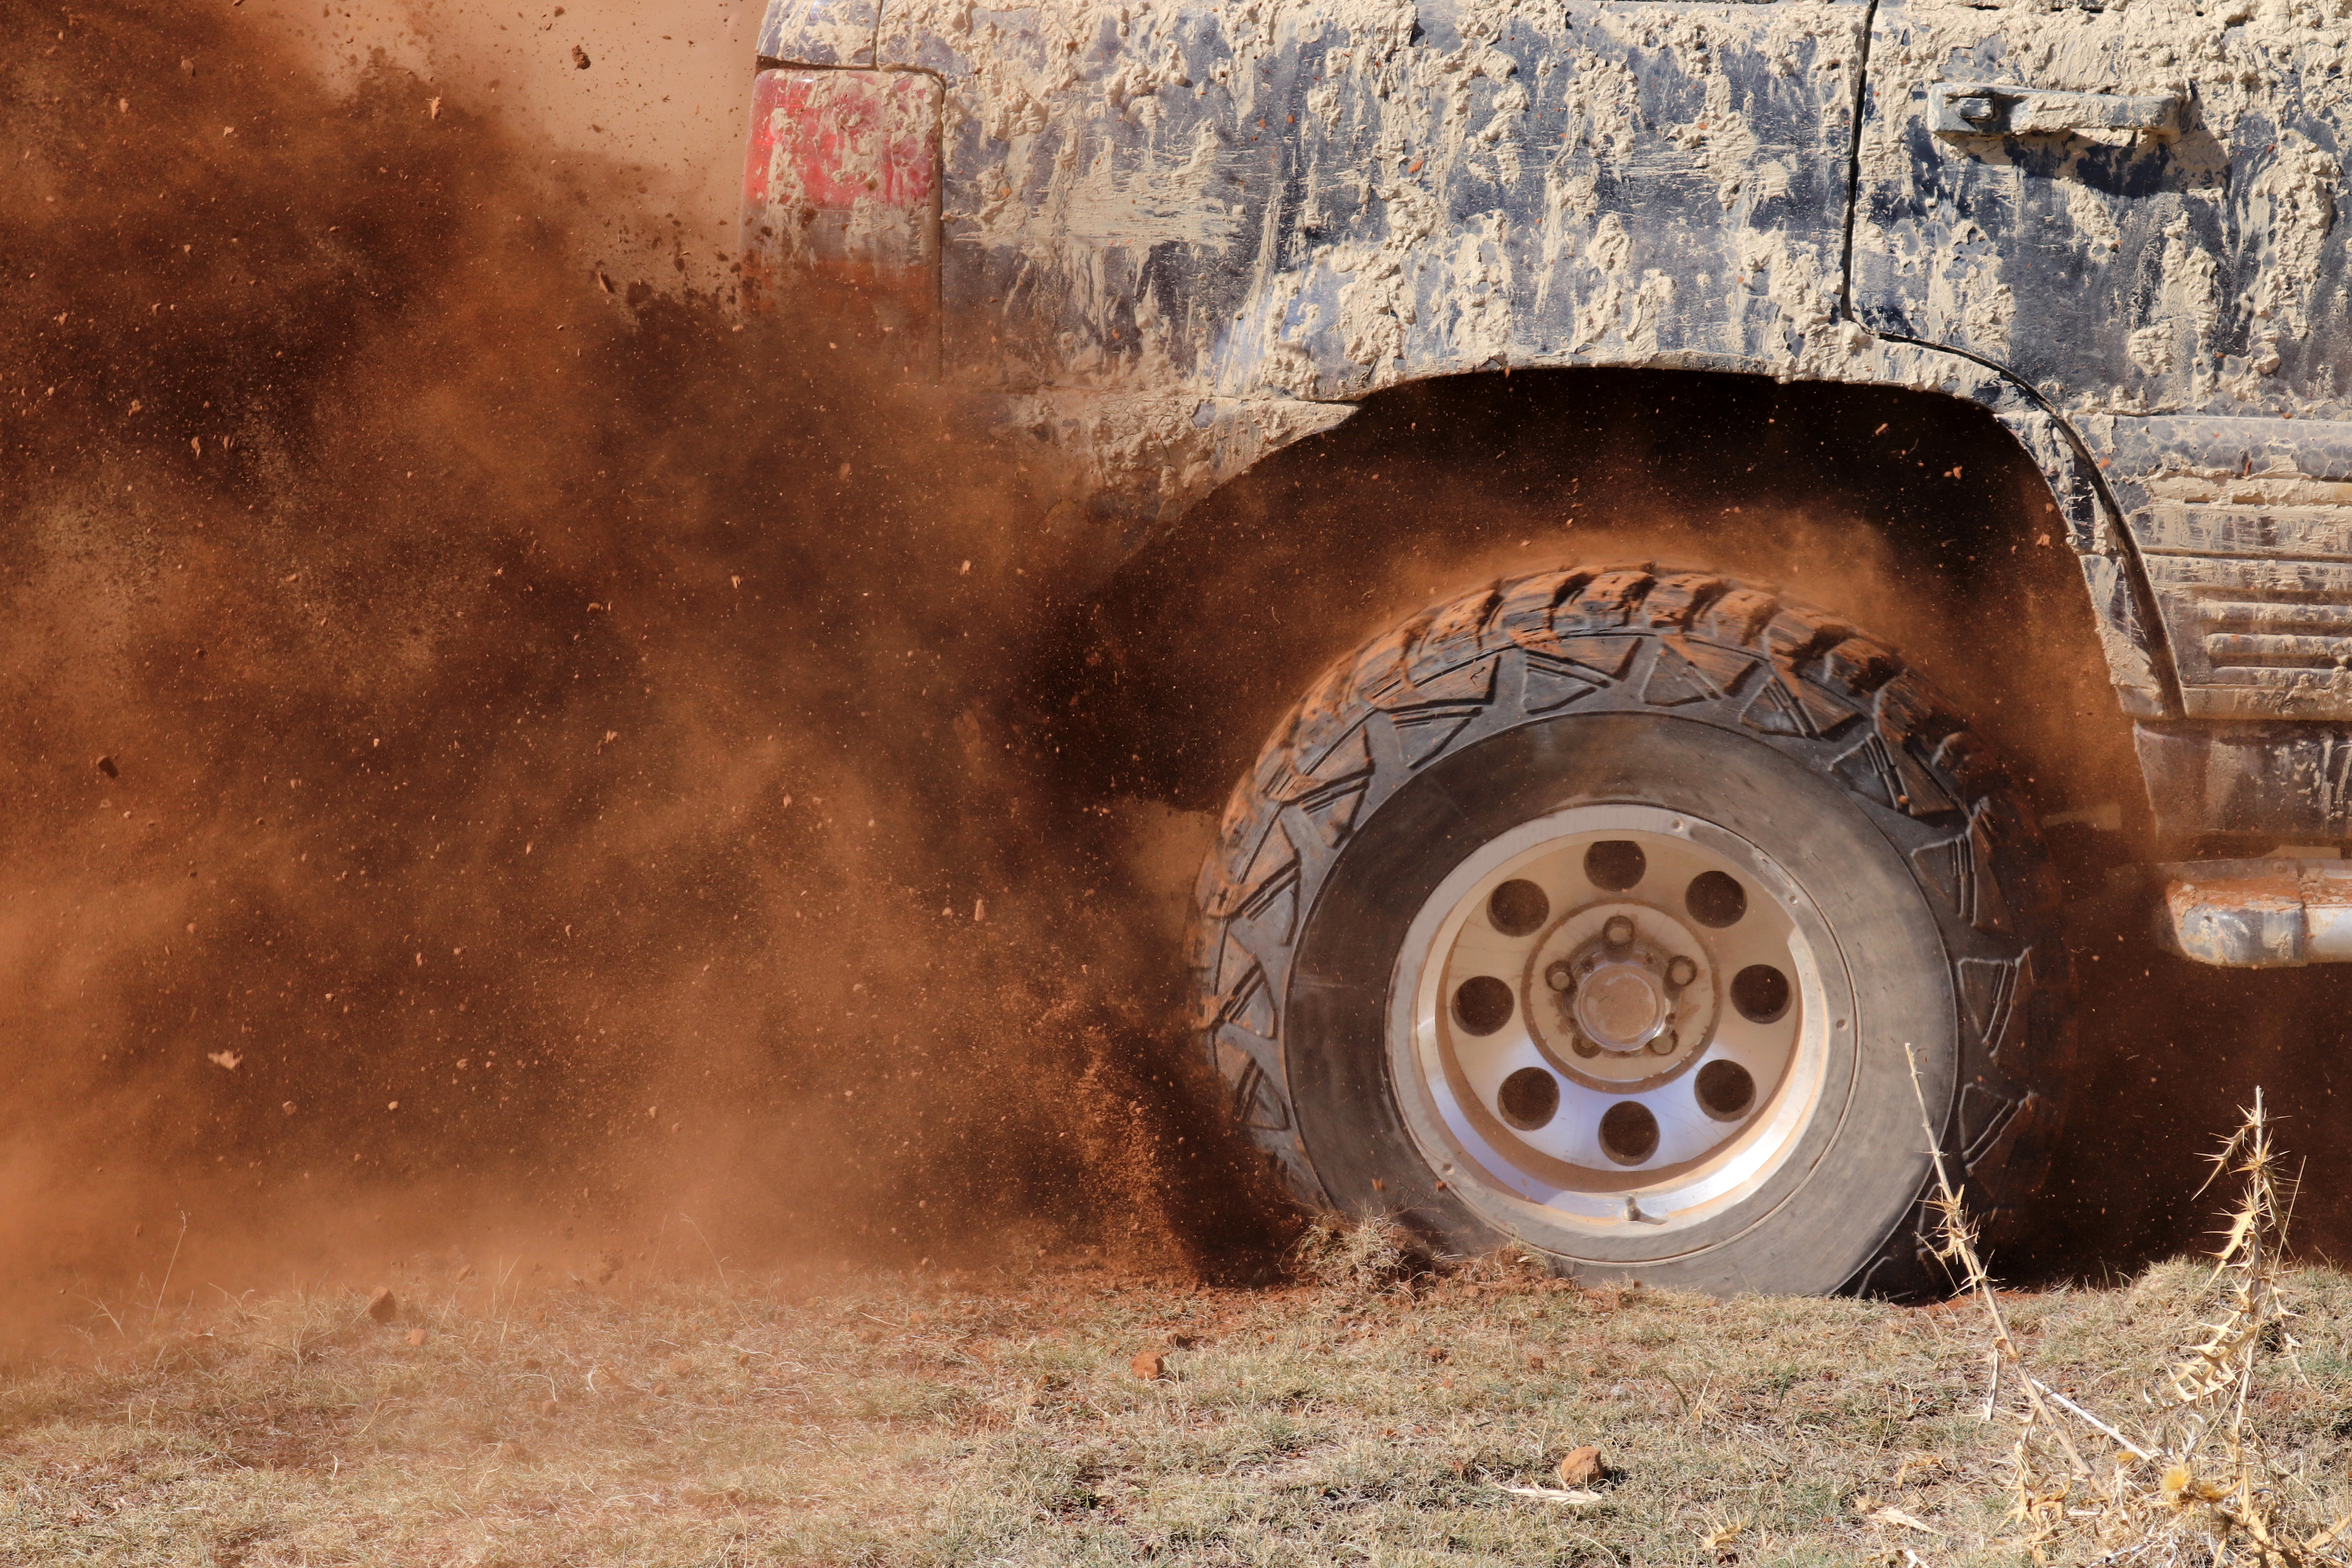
[1979,1089,2045,1176]
[1493,569,1593,646]
[1958,951,2024,1060]
[1213,1037,1250,1082]
[1866,681,1962,817]
[1959,1083,2017,1154]
[1270,725,1374,804]
[1371,656,1499,765]
[1216,1042,1294,1133]
[1554,568,1656,635]
[1911,825,1983,931]
[1281,664,1360,783]
[1545,634,1641,679]
[1817,635,1902,699]
[1693,586,1782,647]
[1346,630,1413,711]
[1871,676,1951,754]
[1929,729,2002,802]
[1828,726,1953,816]
[1746,668,1853,737]
[1783,671,1860,736]
[1643,642,1731,707]
[1829,729,1908,808]
[1891,753,1958,818]
[1760,607,1852,667]
[1294,771,1374,847]
[1390,706,1483,766]
[1370,654,1498,714]
[1642,573,1730,632]
[1739,675,1817,737]
[1911,808,2015,936]
[1671,638,1764,695]
[1210,802,1274,893]
[1756,615,1864,733]
[1267,728,1377,848]
[1214,957,1278,1038]
[1410,589,1503,679]
[1520,636,1637,709]
[1522,652,1610,713]
[1235,825,1301,942]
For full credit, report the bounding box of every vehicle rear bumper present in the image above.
[2137,720,2352,844]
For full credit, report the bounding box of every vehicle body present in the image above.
[743,0,2352,1291]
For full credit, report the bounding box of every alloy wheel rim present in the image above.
[1388,803,1847,1241]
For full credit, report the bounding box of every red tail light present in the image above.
[741,68,939,357]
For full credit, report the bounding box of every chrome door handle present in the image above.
[1931,81,2183,138]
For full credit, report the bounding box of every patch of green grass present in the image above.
[3,1255,2350,1565]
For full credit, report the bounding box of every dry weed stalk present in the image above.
[1905,1047,2350,1566]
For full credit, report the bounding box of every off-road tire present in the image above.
[1192,562,2074,1296]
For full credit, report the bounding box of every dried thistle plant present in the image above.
[1906,1047,2351,1567]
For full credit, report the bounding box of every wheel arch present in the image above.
[1034,362,2162,833]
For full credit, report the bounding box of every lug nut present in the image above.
[1647,1029,1678,1056]
[1603,915,1635,947]
[1571,1033,1600,1058]
[1544,960,1576,993]
[1666,955,1697,989]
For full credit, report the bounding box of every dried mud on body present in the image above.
[0,1,1271,1327]
[10,1256,2352,1565]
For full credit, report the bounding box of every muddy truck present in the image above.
[740,0,2351,1294]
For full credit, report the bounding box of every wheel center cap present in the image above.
[1574,963,1668,1053]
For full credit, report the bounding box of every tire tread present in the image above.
[1193,564,2074,1292]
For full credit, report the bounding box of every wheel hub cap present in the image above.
[1575,963,1667,1053]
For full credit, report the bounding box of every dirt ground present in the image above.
[5,1250,2350,1567]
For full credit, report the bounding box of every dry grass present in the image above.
[1289,1214,1419,1296]
[1914,1069,2351,1567]
[7,1234,2352,1568]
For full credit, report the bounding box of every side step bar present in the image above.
[2156,859,2352,967]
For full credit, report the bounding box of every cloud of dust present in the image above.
[20,4,2342,1335]
[235,0,768,298]
[0,1,1274,1344]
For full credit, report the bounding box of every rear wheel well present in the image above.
[1037,366,2147,847]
